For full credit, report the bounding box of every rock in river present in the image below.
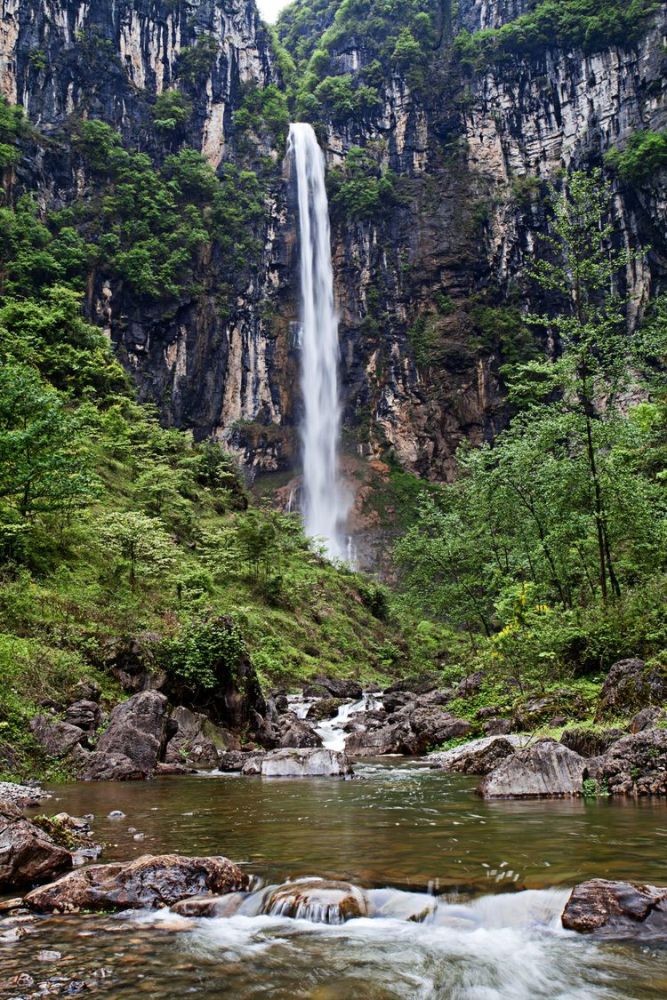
[479,739,587,799]
[24,854,249,913]
[562,879,667,937]
[428,735,527,775]
[262,878,368,923]
[0,801,72,890]
[242,748,352,777]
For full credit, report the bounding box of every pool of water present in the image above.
[1,761,666,998]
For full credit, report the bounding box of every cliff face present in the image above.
[1,0,666,490]
[316,2,667,478]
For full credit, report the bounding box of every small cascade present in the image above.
[315,693,383,752]
[288,123,348,560]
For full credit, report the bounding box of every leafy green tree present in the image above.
[0,364,95,526]
[98,511,176,587]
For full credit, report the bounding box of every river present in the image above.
[2,761,667,998]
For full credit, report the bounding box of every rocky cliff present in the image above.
[1,0,665,493]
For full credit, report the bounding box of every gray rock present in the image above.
[0,782,48,807]
[562,879,667,937]
[482,718,512,736]
[165,706,228,768]
[29,716,85,759]
[218,750,265,772]
[77,750,145,781]
[95,690,170,776]
[592,729,667,797]
[429,735,527,774]
[64,700,101,733]
[244,748,352,777]
[630,707,667,733]
[479,739,588,798]
[597,658,667,719]
[278,714,323,749]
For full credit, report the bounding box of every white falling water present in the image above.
[289,123,348,560]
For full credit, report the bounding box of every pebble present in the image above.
[133,833,145,841]
[37,950,63,962]
[107,811,125,820]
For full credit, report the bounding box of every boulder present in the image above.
[63,700,101,734]
[382,691,414,715]
[306,677,362,700]
[0,802,72,890]
[479,739,588,799]
[346,708,470,757]
[596,658,667,719]
[560,727,624,758]
[24,854,249,913]
[592,729,667,797]
[306,698,344,722]
[243,748,352,777]
[483,719,513,736]
[562,879,667,937]
[218,750,265,773]
[262,878,367,923]
[95,690,171,776]
[165,706,227,769]
[278,714,323,749]
[429,736,523,775]
[76,750,146,782]
[29,716,85,759]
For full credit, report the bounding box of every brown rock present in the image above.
[562,879,667,936]
[263,879,367,923]
[430,736,519,775]
[560,727,624,758]
[0,802,72,891]
[165,706,227,768]
[24,854,249,913]
[278,714,323,749]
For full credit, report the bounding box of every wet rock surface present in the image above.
[243,748,352,777]
[24,854,249,913]
[562,879,667,937]
[0,801,72,891]
[262,878,368,923]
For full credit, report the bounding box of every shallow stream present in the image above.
[2,761,667,998]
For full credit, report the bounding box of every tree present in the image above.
[0,363,95,526]
[522,169,642,599]
[98,511,176,587]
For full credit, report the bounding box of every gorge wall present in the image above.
[1,0,666,490]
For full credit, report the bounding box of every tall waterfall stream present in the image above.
[289,123,348,560]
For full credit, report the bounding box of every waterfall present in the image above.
[288,123,348,560]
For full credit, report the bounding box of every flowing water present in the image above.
[289,123,348,560]
[2,763,667,998]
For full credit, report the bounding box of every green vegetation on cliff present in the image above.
[455,0,659,68]
[0,98,407,779]
[396,171,667,689]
